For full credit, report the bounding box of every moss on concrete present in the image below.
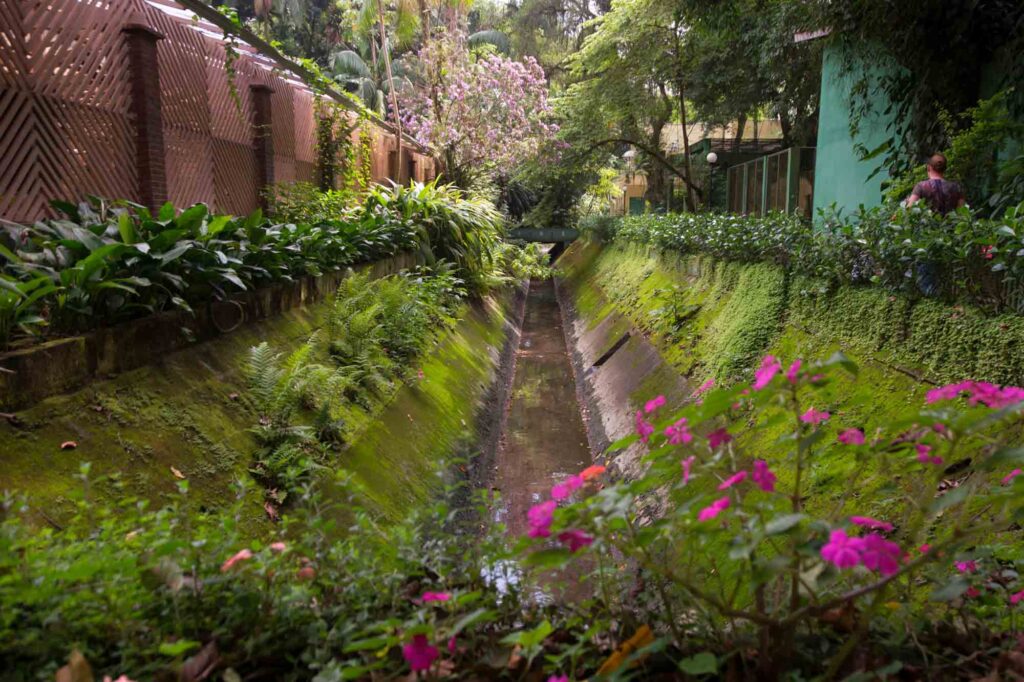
[1,290,513,530]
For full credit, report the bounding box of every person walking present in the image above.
[904,153,966,297]
[905,153,965,215]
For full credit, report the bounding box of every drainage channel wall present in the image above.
[0,272,526,531]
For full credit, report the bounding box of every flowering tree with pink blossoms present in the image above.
[398,33,557,188]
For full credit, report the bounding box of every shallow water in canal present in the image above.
[492,278,593,539]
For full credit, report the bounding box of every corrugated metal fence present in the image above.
[0,0,434,222]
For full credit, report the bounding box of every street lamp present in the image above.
[706,151,719,212]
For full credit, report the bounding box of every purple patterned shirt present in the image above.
[912,178,964,215]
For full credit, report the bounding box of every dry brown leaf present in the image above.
[55,650,93,682]
[181,640,220,681]
[170,466,186,480]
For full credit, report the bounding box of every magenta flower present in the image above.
[695,379,715,396]
[850,516,893,532]
[681,455,695,485]
[785,359,802,385]
[644,395,666,414]
[837,428,865,445]
[1003,468,1022,485]
[403,634,439,672]
[800,408,830,425]
[698,496,731,521]
[269,542,287,553]
[932,422,947,434]
[664,418,693,445]
[558,529,594,553]
[859,533,902,576]
[1011,590,1024,605]
[707,428,732,449]
[955,560,978,574]
[718,471,747,490]
[527,501,557,538]
[420,591,451,602]
[448,636,457,654]
[751,460,777,492]
[926,381,974,404]
[753,355,781,390]
[634,410,655,443]
[548,676,569,682]
[551,474,584,501]
[916,444,943,466]
[821,529,863,569]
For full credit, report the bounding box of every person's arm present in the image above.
[905,193,921,208]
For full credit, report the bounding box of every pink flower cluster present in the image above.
[526,465,605,552]
[915,444,943,466]
[698,496,730,521]
[800,408,831,425]
[837,428,865,445]
[821,529,902,575]
[753,355,781,390]
[926,381,1024,409]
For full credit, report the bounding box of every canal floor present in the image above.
[493,278,593,538]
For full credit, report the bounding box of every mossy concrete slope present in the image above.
[557,240,1023,519]
[0,289,518,530]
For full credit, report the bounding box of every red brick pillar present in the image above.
[123,24,166,211]
[250,84,274,208]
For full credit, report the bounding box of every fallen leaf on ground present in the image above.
[170,466,186,479]
[60,441,78,450]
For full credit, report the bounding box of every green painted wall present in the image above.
[812,44,897,216]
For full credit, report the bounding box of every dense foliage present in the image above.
[582,203,1024,312]
[4,355,1024,679]
[246,268,465,500]
[0,182,503,350]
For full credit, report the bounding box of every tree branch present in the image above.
[584,137,704,199]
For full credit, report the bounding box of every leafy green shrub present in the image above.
[264,181,358,223]
[494,241,552,281]
[601,202,1024,311]
[0,184,502,348]
[4,355,1024,679]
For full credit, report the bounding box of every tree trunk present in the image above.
[376,0,403,173]
[672,27,697,212]
[734,113,747,152]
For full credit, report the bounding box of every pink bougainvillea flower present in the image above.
[1003,468,1023,486]
[837,428,865,445]
[707,428,732,449]
[681,455,696,485]
[417,369,425,381]
[103,677,136,682]
[527,501,557,538]
[697,496,731,521]
[403,634,439,672]
[919,544,931,554]
[751,459,777,492]
[859,533,902,576]
[548,676,569,682]
[220,549,253,573]
[634,410,655,443]
[850,516,893,532]
[800,408,830,425]
[968,382,1024,409]
[448,636,457,654]
[753,355,781,390]
[664,418,693,445]
[718,470,748,490]
[821,529,863,569]
[421,591,452,602]
[644,395,666,414]
[1011,590,1024,605]
[785,359,802,385]
[558,529,594,553]
[966,586,981,598]
[579,464,606,481]
[695,379,715,396]
[551,474,584,501]
[955,560,978,574]
[269,542,287,553]
[932,422,948,434]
